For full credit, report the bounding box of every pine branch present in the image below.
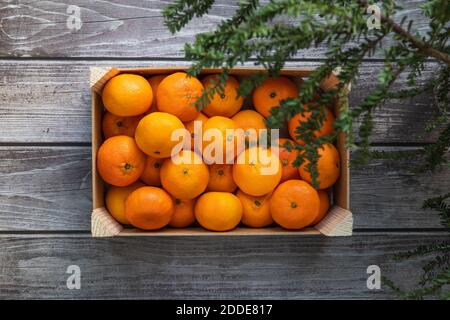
[404,269,450,300]
[386,18,450,64]
[428,64,450,131]
[383,276,407,298]
[190,69,229,110]
[350,63,406,166]
[423,192,450,227]
[163,0,215,33]
[163,0,450,298]
[420,253,450,286]
[358,0,450,65]
[385,77,436,100]
[394,241,450,261]
[386,238,450,299]
[417,123,450,172]
[369,149,421,161]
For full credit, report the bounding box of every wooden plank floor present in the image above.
[0,0,448,299]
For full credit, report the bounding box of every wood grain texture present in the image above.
[0,233,447,299]
[0,146,447,231]
[0,146,91,231]
[351,147,450,229]
[0,0,431,58]
[0,60,442,143]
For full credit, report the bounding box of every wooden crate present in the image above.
[90,67,352,237]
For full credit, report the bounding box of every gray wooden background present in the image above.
[0,0,449,299]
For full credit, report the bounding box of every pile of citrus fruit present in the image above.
[97,71,340,232]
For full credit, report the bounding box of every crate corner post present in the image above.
[90,67,120,94]
[315,206,353,237]
[91,207,123,237]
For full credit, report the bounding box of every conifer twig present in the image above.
[358,0,450,65]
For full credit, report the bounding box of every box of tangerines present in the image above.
[90,67,352,237]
